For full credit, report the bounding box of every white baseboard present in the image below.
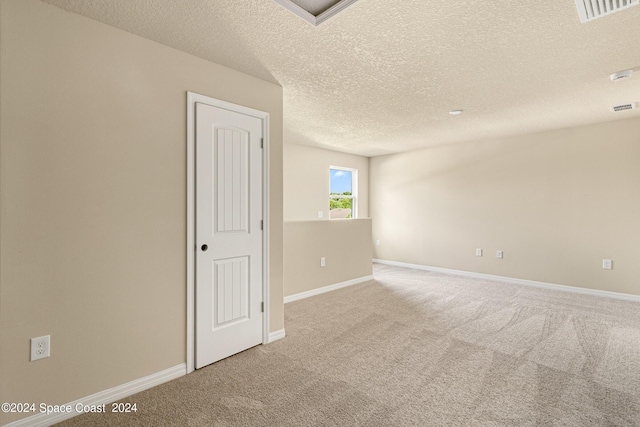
[5,363,187,427]
[268,328,286,343]
[284,275,375,304]
[373,259,640,303]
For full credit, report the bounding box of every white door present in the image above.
[195,102,263,369]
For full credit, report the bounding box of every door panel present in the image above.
[195,102,263,369]
[215,128,248,233]
[214,256,249,327]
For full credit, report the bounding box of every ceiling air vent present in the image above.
[610,70,633,81]
[610,102,638,112]
[575,0,639,23]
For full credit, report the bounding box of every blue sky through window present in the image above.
[330,169,352,194]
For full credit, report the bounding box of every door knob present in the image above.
[201,244,208,251]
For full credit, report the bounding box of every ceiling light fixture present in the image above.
[449,110,463,115]
[610,70,633,81]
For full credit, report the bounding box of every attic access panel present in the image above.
[273,0,359,25]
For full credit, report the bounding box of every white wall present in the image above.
[0,1,283,424]
[371,117,640,296]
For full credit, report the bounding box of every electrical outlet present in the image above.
[320,257,326,267]
[496,250,503,259]
[375,240,380,246]
[30,335,50,361]
[318,211,323,219]
[475,248,482,257]
[602,259,613,270]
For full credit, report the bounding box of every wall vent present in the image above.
[575,0,639,23]
[610,102,638,112]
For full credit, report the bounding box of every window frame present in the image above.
[329,165,358,219]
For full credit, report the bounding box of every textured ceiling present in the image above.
[42,0,640,156]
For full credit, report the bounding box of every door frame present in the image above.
[186,91,270,374]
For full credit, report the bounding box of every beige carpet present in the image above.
[58,264,640,426]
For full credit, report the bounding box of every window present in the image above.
[329,166,357,219]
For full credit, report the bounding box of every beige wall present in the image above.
[371,117,640,296]
[284,220,372,297]
[284,143,369,221]
[0,0,283,423]
[283,143,372,297]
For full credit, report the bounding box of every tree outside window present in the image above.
[330,167,357,219]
